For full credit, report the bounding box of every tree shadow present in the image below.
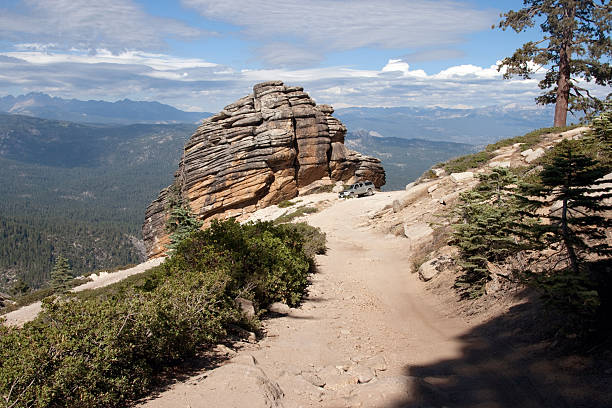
[389,296,612,408]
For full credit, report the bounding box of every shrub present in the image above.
[442,151,494,173]
[0,219,324,407]
[485,125,581,152]
[277,200,295,208]
[274,206,318,224]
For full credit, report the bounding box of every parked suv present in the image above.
[338,181,375,198]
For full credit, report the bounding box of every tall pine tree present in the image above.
[497,0,612,126]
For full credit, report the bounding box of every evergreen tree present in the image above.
[166,205,203,249]
[50,255,73,289]
[517,138,612,327]
[452,168,526,297]
[497,0,612,126]
[519,139,611,273]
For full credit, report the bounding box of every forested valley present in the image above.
[0,114,195,290]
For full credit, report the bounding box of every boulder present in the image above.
[143,81,385,258]
[403,223,434,250]
[525,147,545,163]
[392,183,432,213]
[489,161,511,168]
[235,297,256,319]
[418,253,456,282]
[450,171,474,183]
[268,302,291,314]
[432,168,445,177]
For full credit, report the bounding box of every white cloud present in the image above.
[182,0,495,65]
[0,0,203,52]
[1,51,608,114]
[3,49,218,71]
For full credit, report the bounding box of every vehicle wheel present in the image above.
[367,188,373,196]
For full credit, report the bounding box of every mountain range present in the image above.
[335,105,577,145]
[0,92,575,146]
[0,93,211,125]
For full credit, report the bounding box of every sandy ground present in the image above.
[2,257,165,326]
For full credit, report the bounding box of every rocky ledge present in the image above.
[143,81,385,258]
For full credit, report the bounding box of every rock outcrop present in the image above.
[143,81,385,258]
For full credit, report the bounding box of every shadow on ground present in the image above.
[390,299,612,408]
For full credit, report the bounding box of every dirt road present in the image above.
[142,191,586,407]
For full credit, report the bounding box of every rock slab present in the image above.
[143,81,385,258]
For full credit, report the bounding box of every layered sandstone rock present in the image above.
[143,81,385,258]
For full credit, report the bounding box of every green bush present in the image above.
[441,151,494,173]
[277,200,295,208]
[274,206,318,224]
[0,219,324,407]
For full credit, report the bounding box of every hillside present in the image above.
[0,115,196,289]
[0,93,210,124]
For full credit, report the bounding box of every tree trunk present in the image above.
[553,5,575,128]
[561,196,579,275]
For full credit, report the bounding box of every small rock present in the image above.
[301,371,326,387]
[348,365,376,384]
[427,184,439,193]
[521,148,533,157]
[235,297,255,319]
[489,161,511,168]
[450,171,474,183]
[232,354,258,366]
[433,168,445,177]
[364,354,387,371]
[268,302,291,314]
[214,344,237,357]
[332,184,344,193]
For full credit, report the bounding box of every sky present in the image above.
[0,0,607,112]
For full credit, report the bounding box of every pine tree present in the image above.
[166,205,203,249]
[452,168,526,297]
[496,0,612,126]
[517,137,612,326]
[50,255,73,289]
[519,139,611,272]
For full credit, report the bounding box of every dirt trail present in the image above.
[141,191,576,408]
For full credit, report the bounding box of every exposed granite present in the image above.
[143,81,385,258]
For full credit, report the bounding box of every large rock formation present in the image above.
[143,81,385,258]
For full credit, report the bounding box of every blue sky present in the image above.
[0,0,605,111]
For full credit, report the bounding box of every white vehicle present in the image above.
[339,181,375,198]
